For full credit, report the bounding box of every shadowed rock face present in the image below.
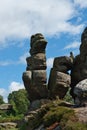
[53,56,73,73]
[71,27,87,98]
[48,56,72,99]
[48,70,71,99]
[22,33,48,102]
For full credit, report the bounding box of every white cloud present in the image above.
[0,81,24,102]
[47,57,54,68]
[0,0,84,48]
[0,61,11,66]
[0,88,7,96]
[64,41,80,50]
[74,0,87,8]
[9,81,24,93]
[18,52,29,64]
[0,88,8,102]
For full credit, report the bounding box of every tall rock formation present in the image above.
[22,33,48,102]
[48,56,73,99]
[71,27,87,98]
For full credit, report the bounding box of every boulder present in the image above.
[71,55,87,87]
[22,71,32,92]
[30,42,47,55]
[26,53,46,70]
[81,27,87,44]
[30,33,45,47]
[80,43,87,55]
[53,56,73,73]
[0,122,17,129]
[48,70,71,99]
[32,70,47,85]
[30,33,47,55]
[22,70,48,101]
[28,84,48,102]
[0,104,13,110]
[73,79,87,106]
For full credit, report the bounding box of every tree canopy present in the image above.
[8,89,30,115]
[0,95,4,104]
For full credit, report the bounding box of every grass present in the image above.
[0,114,23,123]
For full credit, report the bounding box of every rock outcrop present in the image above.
[21,28,87,130]
[22,33,48,102]
[0,104,13,110]
[48,56,73,99]
[71,27,87,98]
[73,79,87,106]
[0,104,13,115]
[22,28,87,105]
[0,122,17,130]
[53,56,73,73]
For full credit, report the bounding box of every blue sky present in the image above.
[0,0,87,102]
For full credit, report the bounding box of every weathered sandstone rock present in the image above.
[25,84,48,102]
[53,56,73,73]
[26,53,46,70]
[32,70,47,85]
[22,33,48,102]
[0,104,13,110]
[22,71,32,93]
[30,33,47,55]
[71,27,87,98]
[48,70,71,99]
[0,122,17,129]
[73,79,87,106]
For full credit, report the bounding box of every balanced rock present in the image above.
[30,33,44,47]
[30,33,47,55]
[26,53,46,70]
[48,55,72,99]
[53,56,73,73]
[32,70,47,85]
[73,79,87,106]
[22,33,48,102]
[48,70,71,99]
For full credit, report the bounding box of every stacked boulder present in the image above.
[22,33,48,102]
[73,79,87,106]
[48,56,73,99]
[71,27,87,99]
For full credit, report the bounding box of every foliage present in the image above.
[63,120,87,130]
[43,105,75,127]
[43,100,87,130]
[0,114,23,123]
[0,128,19,130]
[8,89,30,115]
[0,95,4,104]
[64,88,74,103]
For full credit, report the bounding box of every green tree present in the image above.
[8,89,30,115]
[0,95,4,104]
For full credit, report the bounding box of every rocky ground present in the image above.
[19,99,87,130]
